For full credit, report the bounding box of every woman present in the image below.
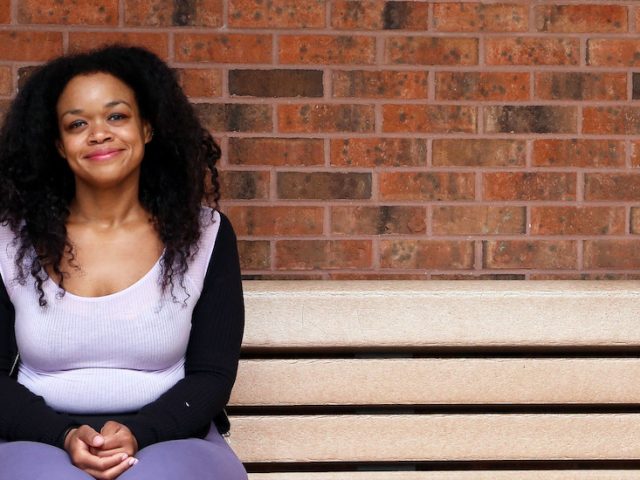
[0,45,247,479]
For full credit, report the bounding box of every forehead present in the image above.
[56,72,138,112]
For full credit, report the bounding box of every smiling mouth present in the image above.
[84,149,123,161]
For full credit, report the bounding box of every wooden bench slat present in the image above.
[243,281,640,348]
[230,414,640,463]
[231,358,640,406]
[248,472,640,480]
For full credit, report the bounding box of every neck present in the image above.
[70,182,148,228]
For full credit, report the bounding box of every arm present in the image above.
[122,214,245,448]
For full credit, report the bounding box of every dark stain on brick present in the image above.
[633,73,640,100]
[550,73,585,100]
[377,206,394,234]
[173,0,196,26]
[278,172,371,200]
[224,171,257,199]
[229,69,323,97]
[493,106,574,133]
[383,2,411,29]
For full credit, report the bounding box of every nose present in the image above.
[88,122,113,144]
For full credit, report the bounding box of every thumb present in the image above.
[76,425,105,448]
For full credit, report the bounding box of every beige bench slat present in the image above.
[243,281,640,348]
[231,414,640,462]
[231,358,640,406]
[249,472,640,480]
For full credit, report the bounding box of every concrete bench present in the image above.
[228,281,640,478]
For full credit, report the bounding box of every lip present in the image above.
[84,148,124,161]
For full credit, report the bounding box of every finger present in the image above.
[76,451,129,472]
[75,424,105,448]
[84,457,138,480]
[89,446,127,457]
[100,421,122,436]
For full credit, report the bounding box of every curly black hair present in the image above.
[0,45,220,306]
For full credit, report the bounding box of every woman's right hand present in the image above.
[64,425,137,480]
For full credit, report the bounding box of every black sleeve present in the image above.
[122,213,245,449]
[0,273,79,448]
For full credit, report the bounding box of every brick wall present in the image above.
[2,1,640,279]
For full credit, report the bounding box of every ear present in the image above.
[143,121,153,144]
[55,139,66,159]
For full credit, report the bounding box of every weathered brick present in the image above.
[380,240,474,269]
[632,141,640,168]
[230,70,323,97]
[530,273,640,280]
[331,206,426,235]
[584,241,640,269]
[194,103,272,133]
[583,107,640,135]
[176,69,221,98]
[631,207,640,234]
[383,105,476,133]
[280,35,376,65]
[0,2,8,23]
[484,240,577,269]
[278,104,375,133]
[244,273,324,280]
[226,206,323,236]
[588,39,640,67]
[535,4,627,33]
[0,31,62,61]
[276,240,372,270]
[485,106,577,134]
[385,37,478,65]
[124,0,222,26]
[278,172,371,200]
[436,72,529,101]
[218,170,270,200]
[68,32,168,59]
[633,73,640,100]
[434,273,526,280]
[379,172,475,201]
[484,172,576,201]
[533,140,625,168]
[332,1,429,30]
[237,240,270,270]
[432,206,526,235]
[330,272,429,280]
[535,72,626,101]
[331,138,427,167]
[585,174,640,201]
[229,138,324,166]
[434,3,528,32]
[229,0,325,28]
[433,139,525,168]
[333,70,428,99]
[531,207,625,235]
[0,67,12,96]
[175,33,271,63]
[486,37,579,65]
[19,0,118,25]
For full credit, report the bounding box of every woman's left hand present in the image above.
[89,421,139,459]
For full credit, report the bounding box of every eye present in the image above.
[67,120,86,130]
[108,113,128,121]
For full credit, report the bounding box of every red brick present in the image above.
[631,207,640,234]
[332,1,429,30]
[380,240,474,270]
[278,172,371,200]
[230,70,323,98]
[533,140,625,168]
[68,32,168,59]
[175,33,271,63]
[0,31,62,61]
[632,141,640,168]
[433,139,525,168]
[535,72,626,101]
[379,172,475,201]
[432,206,525,235]
[434,3,528,32]
[583,107,640,135]
[331,138,427,168]
[279,104,375,133]
[484,240,577,269]
[237,240,270,270]
[176,69,221,98]
[19,0,118,25]
[276,240,372,270]
[280,35,375,65]
[0,67,12,96]
[226,206,323,236]
[536,5,627,33]
[245,273,325,280]
[125,0,222,26]
[588,39,640,67]
[194,103,272,133]
[229,0,325,28]
[584,241,640,269]
[385,37,478,65]
[434,273,526,280]
[331,206,426,235]
[330,273,429,280]
[333,70,428,99]
[436,72,529,101]
[383,105,476,133]
[0,2,9,23]
[585,174,640,201]
[484,172,576,201]
[531,207,626,235]
[228,138,324,167]
[486,37,579,65]
[485,106,577,134]
[219,170,270,200]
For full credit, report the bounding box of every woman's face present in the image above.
[56,72,152,192]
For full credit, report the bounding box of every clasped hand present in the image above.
[64,421,139,480]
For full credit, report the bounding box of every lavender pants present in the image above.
[0,425,247,480]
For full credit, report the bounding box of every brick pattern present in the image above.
[4,0,640,279]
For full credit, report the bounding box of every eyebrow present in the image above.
[60,100,133,118]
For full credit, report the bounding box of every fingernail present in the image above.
[120,453,128,461]
[128,458,138,466]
